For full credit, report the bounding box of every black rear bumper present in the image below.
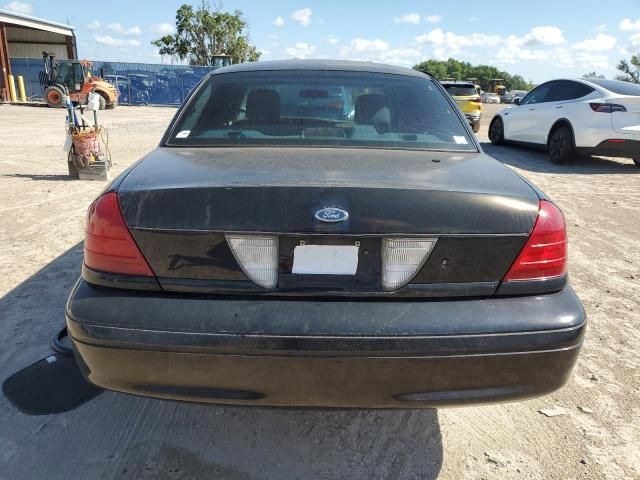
[66,279,586,408]
[579,139,640,158]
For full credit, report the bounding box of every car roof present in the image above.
[440,81,475,86]
[209,59,429,78]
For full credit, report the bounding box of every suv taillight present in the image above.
[84,192,154,276]
[503,200,567,282]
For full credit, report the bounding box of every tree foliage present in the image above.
[616,52,640,83]
[413,58,534,91]
[152,2,261,66]
[583,71,605,79]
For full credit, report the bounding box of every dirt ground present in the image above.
[0,103,638,480]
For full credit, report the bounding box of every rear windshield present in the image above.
[442,84,477,96]
[167,70,475,151]
[588,79,640,96]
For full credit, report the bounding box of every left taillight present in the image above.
[503,200,567,282]
[84,192,154,276]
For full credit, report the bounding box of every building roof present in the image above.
[0,9,74,36]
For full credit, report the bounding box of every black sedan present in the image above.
[67,60,585,408]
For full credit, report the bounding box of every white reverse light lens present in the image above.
[226,235,279,289]
[382,238,437,291]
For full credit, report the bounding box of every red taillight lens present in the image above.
[589,103,627,113]
[84,192,154,276]
[503,200,567,282]
[470,96,482,103]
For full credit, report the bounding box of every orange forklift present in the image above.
[41,52,118,109]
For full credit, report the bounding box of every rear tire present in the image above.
[489,117,504,145]
[472,120,480,134]
[548,126,575,165]
[97,94,106,110]
[44,85,65,108]
[633,158,640,167]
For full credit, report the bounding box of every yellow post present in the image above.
[8,74,17,102]
[17,75,26,102]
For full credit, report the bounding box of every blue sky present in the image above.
[3,0,640,82]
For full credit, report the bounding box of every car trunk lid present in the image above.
[115,147,539,295]
[611,96,640,135]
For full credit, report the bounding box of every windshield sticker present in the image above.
[176,130,191,138]
[453,136,468,145]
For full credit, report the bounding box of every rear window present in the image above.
[442,84,477,96]
[167,70,475,151]
[588,79,640,96]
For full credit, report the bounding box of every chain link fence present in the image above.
[9,58,217,106]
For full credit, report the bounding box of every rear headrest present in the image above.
[246,88,280,123]
[355,94,388,124]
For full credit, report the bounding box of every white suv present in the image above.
[489,79,640,166]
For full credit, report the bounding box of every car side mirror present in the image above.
[513,97,521,105]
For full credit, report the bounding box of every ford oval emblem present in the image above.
[314,207,349,223]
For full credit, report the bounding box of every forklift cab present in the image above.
[55,62,85,92]
[210,54,232,68]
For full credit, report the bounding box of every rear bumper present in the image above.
[465,112,482,123]
[579,139,640,158]
[67,279,586,408]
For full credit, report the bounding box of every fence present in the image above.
[9,58,218,106]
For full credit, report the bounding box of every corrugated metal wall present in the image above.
[6,26,69,60]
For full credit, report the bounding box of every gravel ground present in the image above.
[0,103,638,480]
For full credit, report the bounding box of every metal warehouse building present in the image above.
[0,9,76,101]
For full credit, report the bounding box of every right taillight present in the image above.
[589,103,627,113]
[84,192,154,277]
[503,200,567,282]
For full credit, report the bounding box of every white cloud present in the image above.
[416,26,567,65]
[350,38,389,52]
[151,23,174,35]
[424,15,442,24]
[522,26,565,46]
[273,16,284,27]
[291,8,312,27]
[285,42,315,58]
[86,20,101,30]
[631,32,640,47]
[2,1,32,14]
[597,24,607,32]
[416,28,501,52]
[620,18,640,31]
[572,33,616,52]
[394,13,420,25]
[94,35,141,47]
[327,35,339,45]
[469,16,479,23]
[107,23,141,36]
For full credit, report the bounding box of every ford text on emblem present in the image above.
[315,207,349,223]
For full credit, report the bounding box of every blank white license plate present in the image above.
[292,245,359,275]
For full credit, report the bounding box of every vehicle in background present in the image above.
[489,78,640,166]
[66,60,585,409]
[104,74,149,106]
[41,52,118,109]
[501,90,529,104]
[441,80,483,133]
[490,78,507,96]
[482,92,501,104]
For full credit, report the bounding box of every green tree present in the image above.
[413,58,534,91]
[583,71,605,79]
[152,2,261,66]
[617,53,639,83]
